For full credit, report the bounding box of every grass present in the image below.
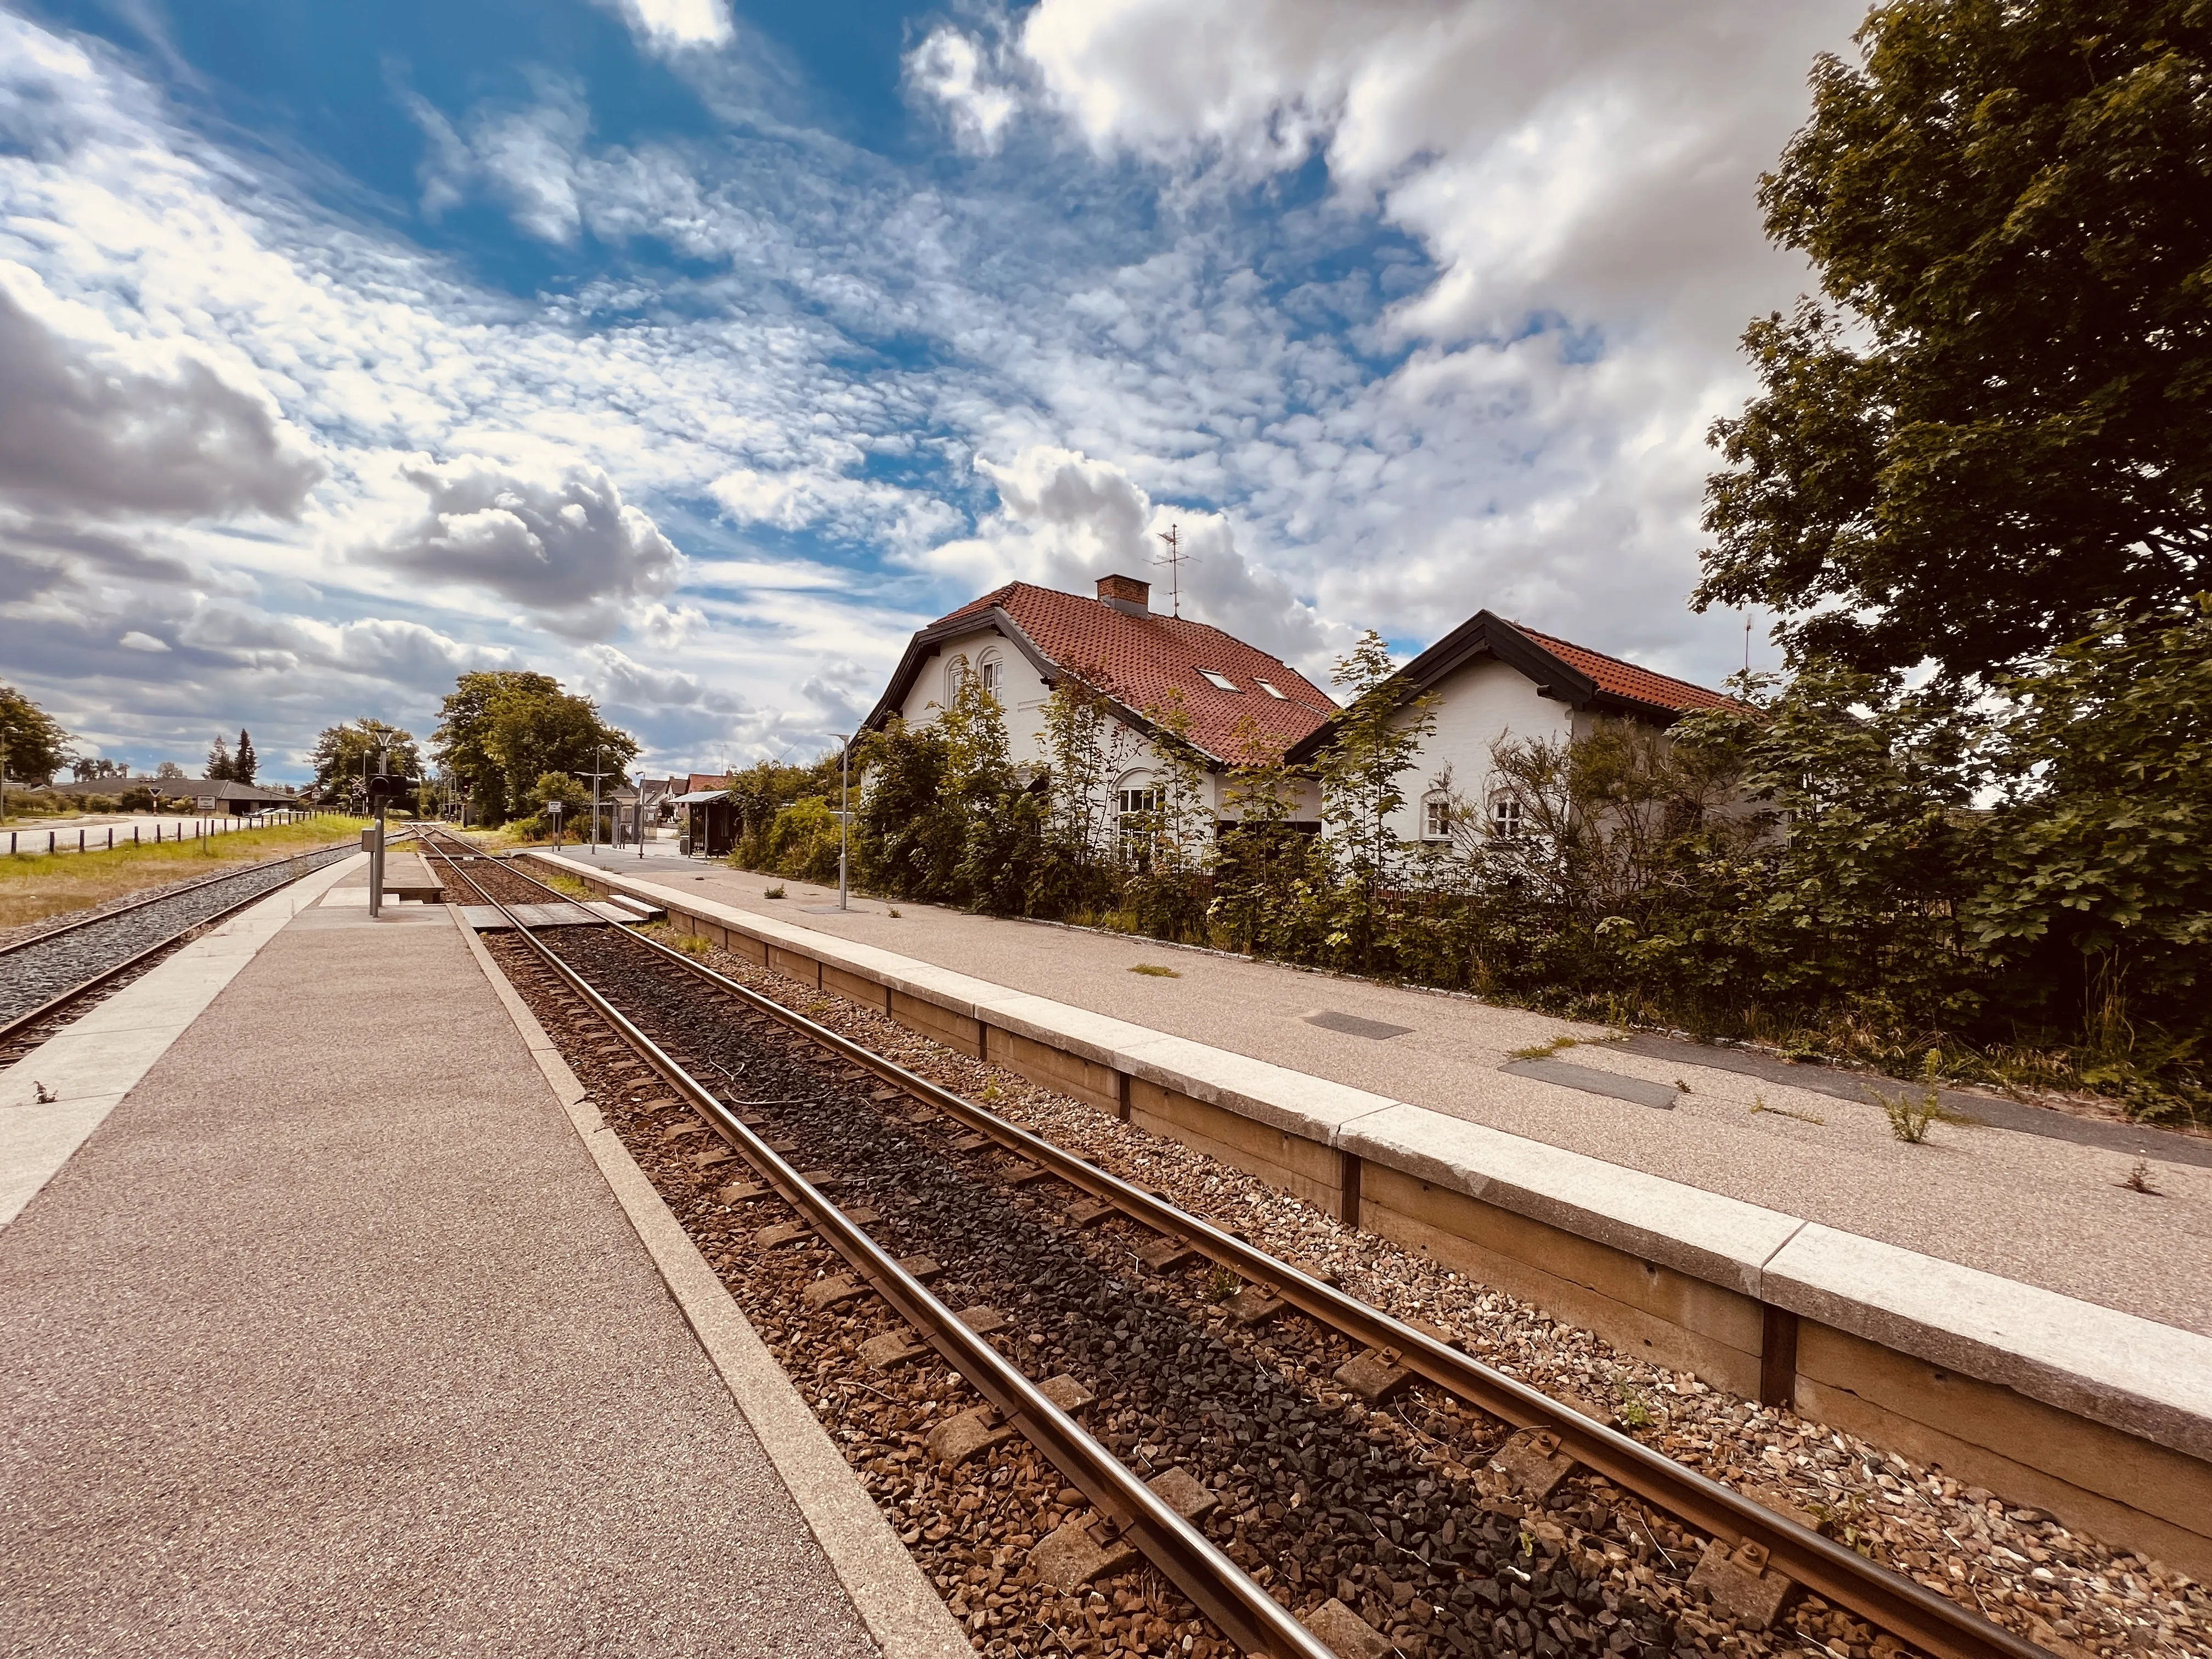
[0,815,365,933]
[1128,962,1181,978]
[1748,1092,1826,1126]
[764,884,787,899]
[1874,1070,1973,1144]
[539,871,591,898]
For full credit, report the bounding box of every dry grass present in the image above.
[0,816,364,934]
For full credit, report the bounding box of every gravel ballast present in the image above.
[475,883,2207,1659]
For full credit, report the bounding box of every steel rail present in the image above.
[423,837,1336,1659]
[0,842,357,1050]
[0,836,349,958]
[488,845,2049,1659]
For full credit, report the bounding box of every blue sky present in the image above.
[0,0,1861,782]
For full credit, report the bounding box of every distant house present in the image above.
[185,778,300,815]
[1285,610,1741,844]
[863,575,1336,830]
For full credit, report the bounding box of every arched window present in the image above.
[945,653,969,707]
[1115,769,1158,865]
[978,649,1005,702]
[1489,794,1525,839]
[1421,791,1452,840]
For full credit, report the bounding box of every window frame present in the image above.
[1197,669,1240,692]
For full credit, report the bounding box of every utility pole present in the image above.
[580,744,616,859]
[1153,523,1194,618]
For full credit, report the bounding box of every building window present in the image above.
[1422,795,1451,840]
[1255,679,1287,699]
[1489,795,1524,839]
[979,652,1003,699]
[1116,779,1158,864]
[1197,669,1239,692]
[945,654,968,705]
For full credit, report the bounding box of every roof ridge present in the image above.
[1515,622,1729,700]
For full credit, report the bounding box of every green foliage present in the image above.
[1119,692,1214,941]
[760,795,846,886]
[309,718,420,809]
[0,684,71,784]
[1699,0,2212,680]
[1313,630,1433,969]
[510,770,591,840]
[432,670,636,827]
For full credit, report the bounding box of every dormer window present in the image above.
[1198,669,1239,692]
[1255,679,1287,699]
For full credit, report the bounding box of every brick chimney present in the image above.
[1096,573,1150,616]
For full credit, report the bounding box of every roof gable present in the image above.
[1284,610,1741,763]
[867,582,1335,765]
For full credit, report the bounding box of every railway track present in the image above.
[426,833,2046,1659]
[0,839,358,1055]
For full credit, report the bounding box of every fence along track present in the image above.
[441,836,2046,1659]
[422,834,1336,1659]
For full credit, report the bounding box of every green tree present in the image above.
[1972,601,2212,1058]
[1313,630,1435,969]
[234,729,257,785]
[432,670,635,826]
[1120,692,1214,941]
[309,719,420,808]
[1028,670,1122,917]
[1698,0,2212,680]
[206,734,233,782]
[1211,715,1323,958]
[0,684,71,789]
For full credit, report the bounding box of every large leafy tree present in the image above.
[0,684,71,783]
[1699,0,2212,680]
[432,670,636,826]
[309,718,420,806]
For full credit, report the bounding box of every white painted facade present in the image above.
[894,624,1215,814]
[1386,656,1578,844]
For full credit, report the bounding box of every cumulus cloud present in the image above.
[119,630,167,651]
[363,455,684,636]
[918,444,1333,667]
[0,263,323,519]
[597,0,735,55]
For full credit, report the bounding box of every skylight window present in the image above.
[1255,679,1287,699]
[1198,669,1239,692]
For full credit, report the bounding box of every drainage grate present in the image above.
[1302,1009,1414,1041]
[1501,1056,1677,1110]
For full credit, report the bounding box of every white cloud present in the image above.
[906,27,1022,155]
[362,455,684,636]
[598,0,735,55]
[0,261,323,519]
[917,444,1334,667]
[119,629,167,651]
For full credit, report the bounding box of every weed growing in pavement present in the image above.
[2120,1159,2163,1195]
[1749,1092,1826,1126]
[1203,1265,1240,1304]
[887,907,901,918]
[763,884,786,899]
[1508,1032,1581,1061]
[1128,963,1180,978]
[1875,1056,1973,1143]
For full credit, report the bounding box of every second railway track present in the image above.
[0,838,359,1056]
[427,833,2051,1659]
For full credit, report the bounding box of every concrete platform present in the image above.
[0,856,960,1657]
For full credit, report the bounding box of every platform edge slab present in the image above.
[452,909,968,1659]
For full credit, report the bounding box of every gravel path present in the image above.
[553,911,2208,1659]
[0,846,356,1028]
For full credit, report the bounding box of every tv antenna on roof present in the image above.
[1153,522,1194,619]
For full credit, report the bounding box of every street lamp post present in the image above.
[828,733,852,912]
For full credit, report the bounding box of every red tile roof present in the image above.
[932,582,1336,762]
[1515,626,1743,715]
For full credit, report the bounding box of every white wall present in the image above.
[1385,655,1574,842]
